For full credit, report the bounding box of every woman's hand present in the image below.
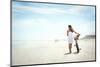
[77,33,80,37]
[74,34,80,40]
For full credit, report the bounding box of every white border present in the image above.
[0,0,100,67]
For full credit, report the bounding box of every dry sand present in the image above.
[12,38,95,66]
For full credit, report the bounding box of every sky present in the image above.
[12,1,96,40]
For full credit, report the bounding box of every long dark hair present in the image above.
[68,25,74,32]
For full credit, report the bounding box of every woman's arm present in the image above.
[74,31,80,40]
[73,30,80,36]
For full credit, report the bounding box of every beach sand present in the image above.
[12,38,95,66]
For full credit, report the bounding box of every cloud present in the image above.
[67,6,87,15]
[14,3,87,16]
[15,6,66,14]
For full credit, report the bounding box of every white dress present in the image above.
[68,31,74,44]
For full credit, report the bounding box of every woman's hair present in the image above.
[68,25,74,32]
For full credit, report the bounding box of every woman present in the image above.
[66,25,80,54]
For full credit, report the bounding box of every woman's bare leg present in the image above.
[69,43,72,53]
[64,43,72,55]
